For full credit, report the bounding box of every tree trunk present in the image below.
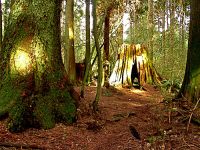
[92,0,103,112]
[169,0,175,80]
[147,0,154,63]
[0,0,77,132]
[64,0,76,84]
[162,0,166,73]
[103,7,111,87]
[0,0,2,77]
[178,0,200,103]
[81,0,91,97]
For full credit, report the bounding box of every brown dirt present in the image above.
[0,84,199,150]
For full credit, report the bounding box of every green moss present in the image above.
[55,91,76,123]
[7,99,25,132]
[33,89,76,129]
[34,95,55,129]
[0,81,21,117]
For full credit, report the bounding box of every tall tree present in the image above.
[0,0,77,132]
[147,0,154,62]
[161,0,166,72]
[64,0,76,84]
[178,0,200,102]
[169,0,175,80]
[81,0,91,97]
[92,0,103,112]
[103,5,112,87]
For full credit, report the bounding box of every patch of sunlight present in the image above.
[10,49,32,75]
[69,27,74,40]
[137,55,143,64]
[135,44,141,51]
[120,101,143,107]
[132,89,145,94]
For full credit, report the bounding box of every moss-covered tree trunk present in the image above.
[0,0,77,132]
[178,0,200,103]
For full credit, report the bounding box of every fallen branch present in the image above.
[0,142,46,150]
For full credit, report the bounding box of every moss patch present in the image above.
[0,81,21,118]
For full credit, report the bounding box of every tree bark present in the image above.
[92,0,103,112]
[64,0,76,84]
[81,0,91,97]
[169,0,175,80]
[162,0,166,73]
[0,0,2,79]
[178,0,200,103]
[147,0,154,63]
[0,0,77,132]
[103,7,111,87]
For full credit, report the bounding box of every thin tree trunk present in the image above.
[169,0,175,80]
[64,0,76,84]
[162,0,166,73]
[81,0,91,97]
[103,7,111,87]
[92,0,103,112]
[148,0,154,63]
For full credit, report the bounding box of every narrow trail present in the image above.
[0,85,199,150]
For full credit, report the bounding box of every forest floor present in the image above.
[0,84,200,150]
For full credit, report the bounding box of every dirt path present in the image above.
[0,85,199,150]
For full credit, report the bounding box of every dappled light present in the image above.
[10,49,32,75]
[131,89,145,94]
[69,27,74,39]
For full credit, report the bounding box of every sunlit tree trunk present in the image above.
[92,0,103,112]
[178,0,200,103]
[64,0,76,84]
[0,0,77,132]
[81,0,91,97]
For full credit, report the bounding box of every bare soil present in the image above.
[0,84,199,150]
